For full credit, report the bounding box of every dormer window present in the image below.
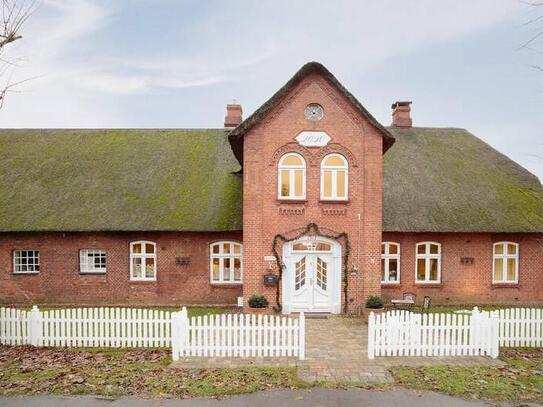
[278,153,306,200]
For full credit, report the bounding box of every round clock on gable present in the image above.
[304,103,324,121]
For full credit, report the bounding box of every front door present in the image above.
[282,236,341,314]
[290,253,331,312]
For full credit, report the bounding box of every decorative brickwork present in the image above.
[279,206,305,216]
[321,207,347,216]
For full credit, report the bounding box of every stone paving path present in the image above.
[171,316,506,383]
[297,317,505,383]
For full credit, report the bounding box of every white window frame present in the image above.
[129,241,157,281]
[320,153,348,201]
[415,242,441,284]
[13,250,40,274]
[79,249,107,274]
[278,153,306,200]
[381,242,400,284]
[210,241,243,284]
[492,241,519,284]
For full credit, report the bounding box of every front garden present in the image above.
[1,344,542,403]
[390,348,543,403]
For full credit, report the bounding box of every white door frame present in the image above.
[281,236,342,314]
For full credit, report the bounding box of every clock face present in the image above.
[304,104,324,121]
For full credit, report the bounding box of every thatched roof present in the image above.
[228,62,395,164]
[383,127,543,232]
[0,129,242,232]
[0,127,541,233]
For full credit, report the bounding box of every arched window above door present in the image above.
[278,153,306,200]
[321,153,348,200]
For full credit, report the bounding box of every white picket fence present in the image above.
[494,308,543,347]
[0,306,175,348]
[0,306,306,361]
[40,307,173,347]
[0,307,30,345]
[171,308,305,360]
[368,308,500,359]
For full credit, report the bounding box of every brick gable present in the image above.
[241,72,384,312]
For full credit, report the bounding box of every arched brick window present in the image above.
[415,242,441,284]
[210,241,243,284]
[278,153,306,200]
[493,242,519,284]
[381,242,400,284]
[320,153,348,200]
[130,241,156,281]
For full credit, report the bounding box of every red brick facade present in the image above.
[241,72,384,313]
[0,68,542,310]
[381,232,543,304]
[0,232,242,306]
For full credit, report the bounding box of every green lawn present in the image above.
[390,348,543,404]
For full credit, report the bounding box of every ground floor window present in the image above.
[130,241,156,281]
[415,242,441,284]
[210,241,242,284]
[13,250,40,273]
[493,242,519,284]
[80,249,107,273]
[381,242,400,284]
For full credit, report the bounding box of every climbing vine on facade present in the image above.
[272,223,350,313]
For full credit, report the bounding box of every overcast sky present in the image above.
[2,0,543,179]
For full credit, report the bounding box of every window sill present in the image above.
[319,199,350,204]
[210,282,243,287]
[381,283,401,287]
[12,272,39,275]
[276,199,307,204]
[79,272,107,276]
[414,283,442,288]
[492,283,519,288]
[130,279,157,283]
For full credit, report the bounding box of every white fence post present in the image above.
[470,306,479,355]
[171,307,189,361]
[28,305,42,347]
[489,313,500,358]
[171,311,182,361]
[299,312,305,360]
[367,312,375,359]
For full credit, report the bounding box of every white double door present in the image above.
[290,253,332,313]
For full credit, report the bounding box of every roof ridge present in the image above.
[227,61,395,164]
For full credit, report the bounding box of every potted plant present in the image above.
[248,295,269,315]
[365,295,385,322]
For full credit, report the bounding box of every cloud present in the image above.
[0,0,528,127]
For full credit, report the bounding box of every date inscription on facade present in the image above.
[295,131,331,147]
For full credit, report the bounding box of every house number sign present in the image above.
[295,131,331,147]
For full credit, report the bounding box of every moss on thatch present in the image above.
[0,126,541,233]
[383,127,543,232]
[0,129,242,232]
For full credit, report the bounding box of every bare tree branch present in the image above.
[0,0,38,109]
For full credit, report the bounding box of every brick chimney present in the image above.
[224,102,243,128]
[391,101,412,128]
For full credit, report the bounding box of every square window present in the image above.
[80,249,106,273]
[14,250,40,274]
